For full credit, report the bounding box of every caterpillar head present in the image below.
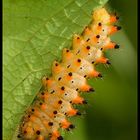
[92,8,110,24]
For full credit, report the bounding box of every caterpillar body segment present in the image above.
[18,8,121,140]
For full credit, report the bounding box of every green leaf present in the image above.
[3,0,108,139]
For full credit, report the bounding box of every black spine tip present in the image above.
[76,111,82,115]
[61,86,65,90]
[89,88,95,92]
[114,44,120,49]
[36,130,41,135]
[82,100,87,104]
[53,110,57,114]
[17,134,21,138]
[46,77,49,80]
[57,136,63,140]
[77,59,81,62]
[96,35,100,38]
[116,16,119,20]
[98,73,102,78]
[41,91,45,95]
[98,22,102,26]
[117,26,121,30]
[86,46,90,50]
[68,72,72,76]
[58,100,62,104]
[48,122,53,126]
[69,124,75,129]
[106,60,111,65]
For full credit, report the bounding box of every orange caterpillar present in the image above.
[17,8,121,140]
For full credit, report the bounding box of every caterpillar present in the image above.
[17,7,121,140]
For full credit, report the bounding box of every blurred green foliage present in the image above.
[65,0,137,140]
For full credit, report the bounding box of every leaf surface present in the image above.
[3,0,108,139]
